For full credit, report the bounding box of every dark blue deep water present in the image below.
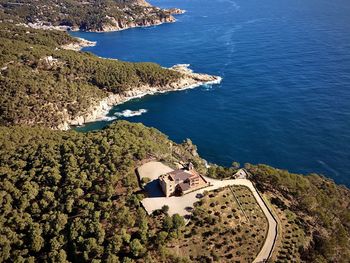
[71,0,350,186]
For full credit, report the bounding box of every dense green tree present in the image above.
[29,223,44,252]
[162,216,173,231]
[0,122,205,262]
[129,238,145,257]
[172,214,185,230]
[156,231,168,246]
[161,205,169,214]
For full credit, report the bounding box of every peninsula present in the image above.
[0,1,349,263]
[0,0,185,32]
[0,23,220,130]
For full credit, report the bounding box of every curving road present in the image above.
[246,181,278,263]
[203,176,278,263]
[139,163,278,262]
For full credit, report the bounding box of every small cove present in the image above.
[72,0,350,186]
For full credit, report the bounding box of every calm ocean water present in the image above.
[71,0,350,186]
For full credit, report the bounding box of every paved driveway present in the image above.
[137,161,174,181]
[142,176,256,217]
[140,163,277,263]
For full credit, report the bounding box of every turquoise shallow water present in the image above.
[71,0,350,186]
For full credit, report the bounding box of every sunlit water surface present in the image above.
[71,0,350,186]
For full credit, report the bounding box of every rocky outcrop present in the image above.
[98,15,177,32]
[166,8,186,15]
[61,37,96,51]
[29,8,184,33]
[14,1,185,33]
[88,4,186,32]
[58,65,222,130]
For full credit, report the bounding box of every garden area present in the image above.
[167,186,269,262]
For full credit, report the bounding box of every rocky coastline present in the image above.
[61,37,96,51]
[21,8,185,33]
[94,15,177,32]
[96,7,185,32]
[58,65,221,130]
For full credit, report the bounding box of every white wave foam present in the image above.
[174,76,222,91]
[102,116,118,121]
[115,109,148,118]
[202,78,223,90]
[202,83,214,90]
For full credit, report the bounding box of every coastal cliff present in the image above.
[61,38,97,51]
[0,0,185,32]
[0,24,220,130]
[94,14,177,32]
[1,1,349,262]
[59,65,221,130]
[90,7,186,32]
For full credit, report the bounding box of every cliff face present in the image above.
[0,0,185,32]
[98,14,176,32]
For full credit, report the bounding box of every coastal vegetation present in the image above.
[0,23,181,128]
[0,122,203,262]
[207,163,240,179]
[0,2,349,263]
[204,162,350,262]
[0,121,349,262]
[0,0,178,32]
[247,164,350,262]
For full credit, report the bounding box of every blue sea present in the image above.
[71,0,350,186]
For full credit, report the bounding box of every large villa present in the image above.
[159,163,209,197]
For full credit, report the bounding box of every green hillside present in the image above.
[0,0,176,32]
[0,23,181,128]
[0,122,205,262]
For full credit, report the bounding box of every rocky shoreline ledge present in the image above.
[61,37,96,51]
[58,64,222,130]
[20,8,185,33]
[97,8,185,32]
